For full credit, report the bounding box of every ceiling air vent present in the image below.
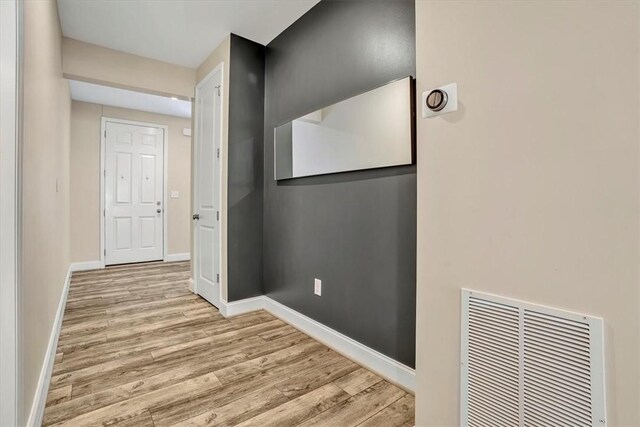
[461,289,606,427]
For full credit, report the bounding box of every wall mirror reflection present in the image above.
[274,76,414,180]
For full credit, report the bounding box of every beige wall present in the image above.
[193,36,231,300]
[70,101,192,262]
[21,0,71,421]
[62,37,196,99]
[415,2,639,426]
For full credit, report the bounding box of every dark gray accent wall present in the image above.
[263,0,417,367]
[227,34,265,301]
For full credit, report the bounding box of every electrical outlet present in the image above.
[314,278,321,296]
[170,190,179,198]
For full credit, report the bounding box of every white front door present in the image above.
[105,121,164,265]
[194,68,222,307]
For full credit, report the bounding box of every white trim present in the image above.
[217,296,416,393]
[164,252,190,262]
[219,296,264,318]
[192,62,224,307]
[100,117,169,267]
[0,0,22,424]
[70,261,102,272]
[26,267,71,427]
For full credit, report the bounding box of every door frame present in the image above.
[192,62,224,299]
[0,0,22,424]
[100,117,169,267]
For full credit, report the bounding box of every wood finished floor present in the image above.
[43,261,415,426]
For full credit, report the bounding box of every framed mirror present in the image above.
[274,76,414,180]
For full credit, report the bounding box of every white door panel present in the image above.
[194,69,222,307]
[105,121,164,265]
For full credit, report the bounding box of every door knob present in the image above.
[192,214,200,220]
[157,209,162,214]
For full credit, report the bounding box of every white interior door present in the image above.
[105,121,164,265]
[194,69,221,307]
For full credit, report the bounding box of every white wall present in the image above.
[62,37,196,99]
[415,2,639,426]
[21,0,71,421]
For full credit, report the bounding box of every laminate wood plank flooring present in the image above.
[43,261,415,426]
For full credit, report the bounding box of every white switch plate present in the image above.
[422,82,458,118]
[170,191,179,198]
[182,128,191,137]
[314,278,321,296]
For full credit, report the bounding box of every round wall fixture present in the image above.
[426,89,448,112]
[421,83,457,119]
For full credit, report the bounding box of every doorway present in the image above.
[193,65,223,308]
[101,118,168,266]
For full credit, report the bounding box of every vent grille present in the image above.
[461,290,605,427]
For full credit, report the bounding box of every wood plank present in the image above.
[51,373,221,426]
[46,385,72,407]
[50,353,155,389]
[257,324,298,341]
[243,330,310,359]
[150,319,286,360]
[237,383,350,427]
[274,355,360,399]
[149,346,341,425]
[44,353,245,425]
[213,340,322,384]
[54,330,207,374]
[334,367,383,395]
[104,313,215,341]
[148,367,289,426]
[296,381,407,427]
[357,394,415,427]
[116,409,155,427]
[69,349,246,399]
[173,386,288,427]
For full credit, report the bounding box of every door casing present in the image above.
[0,0,22,424]
[100,117,169,267]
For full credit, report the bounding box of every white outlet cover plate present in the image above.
[422,82,458,118]
[170,190,179,198]
[314,279,321,296]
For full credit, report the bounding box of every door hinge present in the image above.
[104,249,106,256]
[216,148,220,158]
[103,209,105,217]
[216,211,219,221]
[215,85,221,97]
[216,273,220,283]
[104,130,106,138]
[104,169,106,177]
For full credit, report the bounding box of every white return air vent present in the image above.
[461,289,606,427]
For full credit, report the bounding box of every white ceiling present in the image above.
[57,0,320,68]
[69,80,192,118]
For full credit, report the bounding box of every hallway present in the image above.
[43,262,415,426]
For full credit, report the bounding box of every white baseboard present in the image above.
[219,296,265,318]
[26,265,71,427]
[217,295,416,392]
[165,253,190,262]
[70,260,102,272]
